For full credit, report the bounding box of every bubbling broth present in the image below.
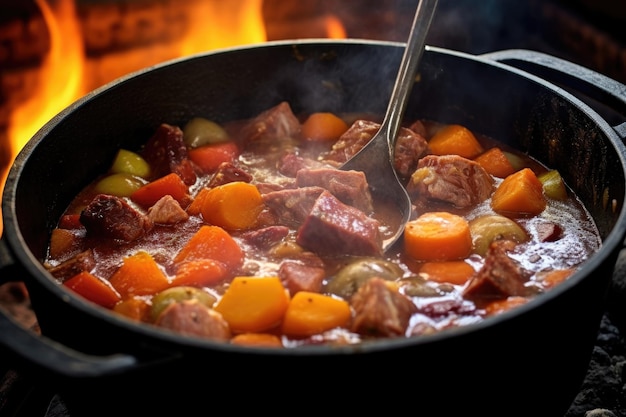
[43,101,601,348]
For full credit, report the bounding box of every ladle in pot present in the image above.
[340,0,438,251]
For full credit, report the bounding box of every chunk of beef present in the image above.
[262,186,325,227]
[463,240,532,302]
[46,249,96,281]
[80,194,153,241]
[407,154,494,208]
[296,190,382,256]
[295,168,374,214]
[351,277,417,337]
[155,300,231,341]
[207,161,253,188]
[279,253,326,294]
[324,119,429,178]
[141,123,197,185]
[239,101,301,146]
[278,153,337,177]
[239,225,290,250]
[148,195,189,225]
[535,221,563,242]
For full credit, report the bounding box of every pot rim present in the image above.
[3,39,626,355]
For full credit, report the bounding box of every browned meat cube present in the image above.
[296,168,374,214]
[207,161,253,188]
[407,154,494,208]
[239,101,301,146]
[279,254,326,294]
[46,249,96,281]
[262,186,325,227]
[324,119,428,178]
[278,153,336,177]
[141,123,197,185]
[155,300,231,341]
[463,240,532,302]
[239,225,290,250]
[296,191,382,256]
[148,195,189,225]
[351,277,417,337]
[80,194,153,241]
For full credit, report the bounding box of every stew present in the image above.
[43,101,602,348]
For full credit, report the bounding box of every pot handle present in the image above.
[480,49,626,140]
[0,236,167,380]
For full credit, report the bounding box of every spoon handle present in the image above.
[381,0,439,152]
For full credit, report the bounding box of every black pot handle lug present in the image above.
[481,49,626,141]
[0,236,165,380]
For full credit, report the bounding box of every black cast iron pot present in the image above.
[1,40,626,416]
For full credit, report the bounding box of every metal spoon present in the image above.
[340,0,439,251]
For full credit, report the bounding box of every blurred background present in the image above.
[1,0,625,234]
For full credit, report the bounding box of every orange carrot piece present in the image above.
[49,228,81,260]
[112,297,152,322]
[108,251,170,299]
[404,212,472,261]
[200,181,265,230]
[473,147,516,178]
[484,296,528,316]
[130,172,191,208]
[188,141,239,174]
[214,276,290,333]
[538,268,575,289]
[171,259,230,287]
[419,261,476,285]
[428,124,484,158]
[186,187,211,216]
[491,168,547,216]
[301,112,349,141]
[230,333,284,347]
[64,271,121,309]
[281,291,351,337]
[173,225,243,270]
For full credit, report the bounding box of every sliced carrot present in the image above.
[301,112,349,141]
[130,172,191,209]
[58,214,82,229]
[173,225,243,270]
[112,297,152,322]
[200,181,265,230]
[281,291,351,337]
[188,141,239,174]
[484,296,528,316]
[186,187,211,216]
[49,228,82,260]
[171,259,230,287]
[109,251,170,299]
[428,124,484,158]
[538,268,575,289]
[419,261,475,285]
[64,271,121,309]
[404,212,472,261]
[473,147,516,178]
[230,333,284,347]
[214,276,290,333]
[491,168,547,216]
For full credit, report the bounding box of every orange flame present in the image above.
[1,0,346,235]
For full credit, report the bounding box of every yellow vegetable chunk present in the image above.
[200,181,265,230]
[538,169,568,200]
[214,276,290,333]
[282,291,351,337]
[95,173,145,197]
[110,149,151,179]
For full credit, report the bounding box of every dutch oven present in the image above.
[1,40,626,416]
